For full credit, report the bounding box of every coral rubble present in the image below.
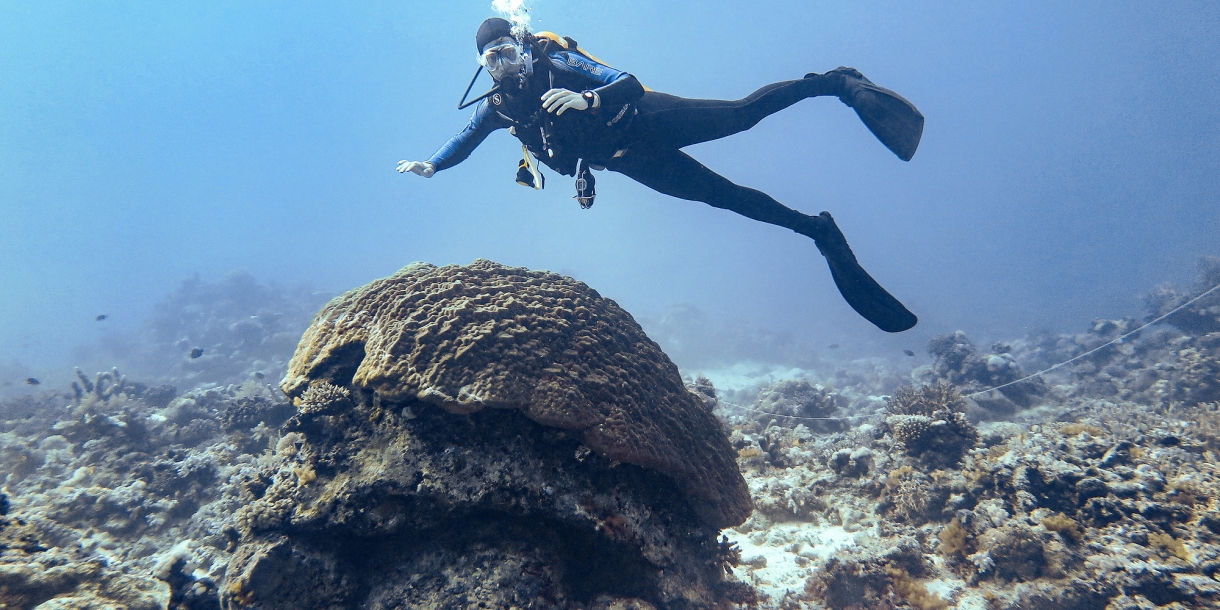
[704,258,1220,608]
[0,380,280,610]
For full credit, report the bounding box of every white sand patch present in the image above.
[925,577,962,601]
[723,522,858,602]
[953,589,991,610]
[685,363,811,394]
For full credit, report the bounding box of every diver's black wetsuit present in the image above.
[608,80,841,234]
[427,38,842,239]
[425,34,918,332]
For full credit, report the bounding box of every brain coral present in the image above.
[281,259,751,528]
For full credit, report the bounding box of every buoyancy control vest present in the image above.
[460,32,641,207]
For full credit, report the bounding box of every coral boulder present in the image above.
[281,259,749,528]
[227,260,752,608]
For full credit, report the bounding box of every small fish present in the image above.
[25,377,40,385]
[189,348,204,359]
[95,314,108,321]
[828,343,840,350]
[254,372,265,380]
[904,349,915,357]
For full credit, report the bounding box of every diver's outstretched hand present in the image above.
[396,160,435,177]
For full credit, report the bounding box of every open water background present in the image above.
[2,1,1218,388]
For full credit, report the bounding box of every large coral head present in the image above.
[281,260,752,528]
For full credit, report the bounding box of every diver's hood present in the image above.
[476,17,513,52]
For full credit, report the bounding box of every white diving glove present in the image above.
[396,160,435,177]
[541,88,597,116]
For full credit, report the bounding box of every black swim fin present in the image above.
[836,68,924,162]
[810,211,917,333]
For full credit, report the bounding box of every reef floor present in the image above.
[3,262,1220,609]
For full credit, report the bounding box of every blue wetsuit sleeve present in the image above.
[426,100,509,172]
[549,51,644,107]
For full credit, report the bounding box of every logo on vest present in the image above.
[491,93,503,106]
[566,55,603,76]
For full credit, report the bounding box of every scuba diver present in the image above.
[397,18,924,332]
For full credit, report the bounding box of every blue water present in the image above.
[2,1,1219,384]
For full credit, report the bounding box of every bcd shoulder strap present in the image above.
[533,32,614,72]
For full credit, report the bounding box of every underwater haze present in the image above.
[2,0,1219,384]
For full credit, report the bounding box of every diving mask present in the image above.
[479,41,525,78]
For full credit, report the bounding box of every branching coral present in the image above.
[886,384,979,468]
[804,538,930,610]
[938,518,969,557]
[296,380,353,416]
[687,375,718,411]
[969,524,1049,581]
[882,467,952,523]
[1148,531,1192,562]
[887,382,968,416]
[1041,512,1083,543]
[221,396,295,432]
[887,565,950,610]
[71,367,131,406]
